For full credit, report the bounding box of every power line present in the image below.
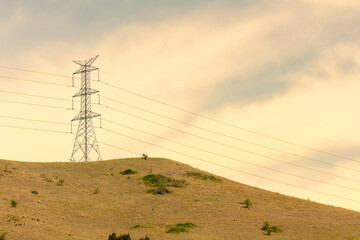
[100,127,360,192]
[0,89,72,102]
[97,80,360,163]
[100,104,360,173]
[102,119,360,182]
[0,65,71,78]
[98,141,141,156]
[0,123,73,134]
[0,115,71,126]
[0,75,72,87]
[0,66,357,163]
[99,128,360,203]
[0,99,73,111]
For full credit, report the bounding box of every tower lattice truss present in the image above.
[70,55,101,162]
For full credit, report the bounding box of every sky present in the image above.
[1,0,360,211]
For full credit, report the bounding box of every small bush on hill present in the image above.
[166,222,196,233]
[93,187,100,194]
[147,188,172,195]
[242,198,252,209]
[57,179,65,186]
[10,200,18,208]
[142,153,148,159]
[120,169,137,175]
[0,232,7,240]
[261,221,282,235]
[186,171,221,182]
[142,174,172,188]
[108,233,149,240]
[31,190,39,195]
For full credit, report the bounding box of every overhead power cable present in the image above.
[100,122,360,187]
[98,141,142,156]
[97,80,359,163]
[0,115,71,126]
[0,123,73,134]
[100,102,360,172]
[0,99,74,111]
[0,65,358,162]
[0,75,72,87]
[0,65,70,78]
[99,128,360,203]
[0,89,72,102]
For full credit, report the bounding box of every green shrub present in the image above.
[142,174,172,188]
[166,226,188,233]
[120,169,137,175]
[175,222,196,228]
[169,179,186,188]
[261,221,282,235]
[31,190,39,195]
[57,179,65,186]
[166,222,196,233]
[142,174,186,189]
[0,232,7,240]
[147,188,171,195]
[10,200,18,208]
[131,224,142,229]
[93,187,101,194]
[186,171,221,182]
[243,198,252,209]
[108,233,149,240]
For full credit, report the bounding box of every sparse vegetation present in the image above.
[31,190,39,195]
[120,169,137,175]
[261,221,282,235]
[0,232,7,240]
[147,188,172,195]
[242,198,252,209]
[131,224,143,229]
[108,233,149,240]
[3,164,11,173]
[93,187,101,194]
[142,174,186,194]
[57,179,65,186]
[166,222,196,233]
[186,171,221,182]
[10,200,18,208]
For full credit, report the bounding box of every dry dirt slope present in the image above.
[0,158,360,240]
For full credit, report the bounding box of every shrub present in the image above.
[142,174,172,188]
[186,171,221,182]
[108,233,131,240]
[166,226,188,233]
[57,179,65,186]
[142,153,148,160]
[243,198,252,209]
[120,169,137,175]
[147,188,171,195]
[31,190,39,195]
[93,187,100,194]
[0,232,7,240]
[261,221,282,235]
[175,222,196,228]
[108,233,149,240]
[166,222,196,233]
[10,200,18,208]
[169,179,186,188]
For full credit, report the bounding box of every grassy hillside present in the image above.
[0,158,360,240]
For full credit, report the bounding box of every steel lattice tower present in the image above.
[70,55,101,162]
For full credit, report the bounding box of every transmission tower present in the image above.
[70,55,101,162]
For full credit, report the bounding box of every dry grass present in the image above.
[0,158,360,240]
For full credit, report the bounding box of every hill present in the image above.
[0,158,360,240]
